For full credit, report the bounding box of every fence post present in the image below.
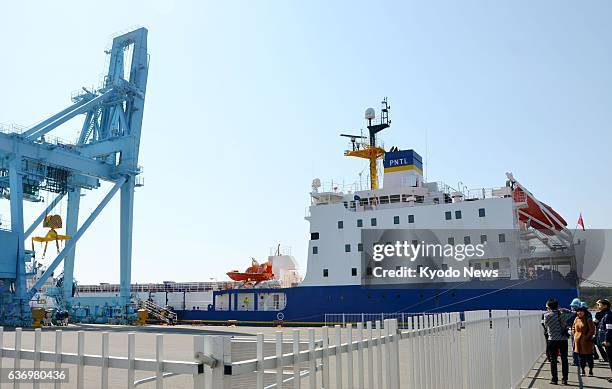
[204,335,230,389]
[193,335,205,389]
[356,322,364,389]
[77,331,85,389]
[14,327,22,389]
[322,326,330,389]
[308,329,316,389]
[347,323,354,389]
[33,328,41,389]
[256,333,264,389]
[375,320,383,389]
[276,331,284,389]
[101,332,109,389]
[293,329,301,389]
[334,325,343,389]
[128,333,136,389]
[366,321,374,389]
[54,330,63,389]
[156,334,164,389]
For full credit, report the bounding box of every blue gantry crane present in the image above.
[0,28,149,325]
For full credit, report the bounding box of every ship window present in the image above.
[351,268,357,276]
[464,236,471,244]
[480,235,487,244]
[338,220,344,229]
[455,210,462,219]
[445,211,452,220]
[390,194,400,203]
[345,244,351,252]
[371,218,377,226]
[343,201,348,208]
[412,239,418,247]
[393,216,400,224]
[479,208,486,217]
[401,194,408,202]
[312,246,318,254]
[448,237,455,245]
[441,264,448,271]
[379,196,389,204]
[493,262,499,270]
[433,197,440,204]
[360,198,368,206]
[357,219,363,227]
[311,232,319,240]
[358,243,363,252]
[408,214,414,223]
[498,233,506,243]
[474,263,482,270]
[366,267,372,275]
[416,195,424,203]
[323,269,329,277]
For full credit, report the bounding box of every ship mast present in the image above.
[341,98,391,190]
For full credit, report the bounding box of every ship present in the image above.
[78,99,581,325]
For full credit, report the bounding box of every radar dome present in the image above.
[365,108,376,120]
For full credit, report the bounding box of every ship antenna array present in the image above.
[341,98,391,190]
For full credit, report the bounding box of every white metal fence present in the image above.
[209,309,544,389]
[0,309,544,388]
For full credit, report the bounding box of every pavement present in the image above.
[520,352,612,389]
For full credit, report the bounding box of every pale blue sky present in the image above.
[1,1,611,284]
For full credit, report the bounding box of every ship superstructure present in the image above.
[170,99,578,324]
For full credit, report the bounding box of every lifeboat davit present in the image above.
[513,187,567,234]
[227,259,274,283]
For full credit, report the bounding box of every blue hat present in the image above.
[570,298,581,308]
[580,302,589,308]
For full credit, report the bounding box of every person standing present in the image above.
[595,299,609,363]
[596,298,612,383]
[543,298,574,385]
[573,305,596,376]
[569,298,581,366]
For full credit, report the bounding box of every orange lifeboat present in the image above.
[513,187,567,234]
[227,258,274,284]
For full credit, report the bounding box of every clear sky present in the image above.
[1,1,611,285]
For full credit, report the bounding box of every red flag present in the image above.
[577,213,585,231]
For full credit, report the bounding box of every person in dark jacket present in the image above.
[543,298,574,385]
[595,299,609,363]
[596,299,612,383]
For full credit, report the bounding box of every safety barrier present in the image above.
[209,310,544,388]
[0,309,544,388]
[0,327,207,388]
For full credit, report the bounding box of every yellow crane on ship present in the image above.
[341,98,391,190]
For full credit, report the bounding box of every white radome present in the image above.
[365,107,376,120]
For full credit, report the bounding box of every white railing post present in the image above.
[204,335,228,389]
[256,333,264,389]
[357,322,365,389]
[14,327,22,389]
[322,326,330,389]
[77,331,85,389]
[276,331,283,389]
[101,332,109,389]
[293,329,300,389]
[54,330,63,389]
[366,321,374,389]
[375,320,383,389]
[308,329,316,389]
[156,334,164,389]
[193,335,205,389]
[33,328,41,389]
[347,323,354,389]
[334,325,343,389]
[128,333,136,389]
